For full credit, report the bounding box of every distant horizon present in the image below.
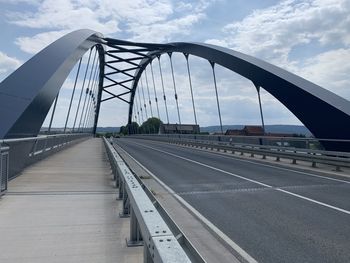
[42,123,309,129]
[41,123,312,136]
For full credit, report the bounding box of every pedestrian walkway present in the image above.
[0,138,142,263]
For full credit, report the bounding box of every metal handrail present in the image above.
[1,133,91,182]
[0,145,9,196]
[103,137,191,263]
[1,133,90,144]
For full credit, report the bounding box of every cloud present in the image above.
[15,30,70,54]
[9,0,119,33]
[297,48,350,99]
[201,0,350,126]
[128,13,205,42]
[0,51,22,81]
[8,0,212,54]
[205,0,350,65]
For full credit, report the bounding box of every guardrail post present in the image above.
[119,184,130,217]
[117,178,123,200]
[144,246,153,263]
[127,207,143,247]
[103,138,192,263]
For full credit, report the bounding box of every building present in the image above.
[225,125,264,136]
[159,124,200,134]
[225,129,244,136]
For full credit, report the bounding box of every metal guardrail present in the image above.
[0,133,90,181]
[103,137,192,263]
[128,135,350,171]
[0,146,9,196]
[130,133,350,151]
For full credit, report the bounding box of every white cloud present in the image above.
[9,0,119,33]
[0,0,41,4]
[129,13,205,42]
[297,48,350,99]
[201,0,350,126]
[206,0,350,65]
[8,0,211,54]
[0,51,22,81]
[15,30,70,54]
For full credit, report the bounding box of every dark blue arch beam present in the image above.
[0,29,104,139]
[125,42,350,151]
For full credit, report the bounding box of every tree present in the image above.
[119,122,140,135]
[140,117,162,134]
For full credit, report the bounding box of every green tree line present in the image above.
[119,117,162,135]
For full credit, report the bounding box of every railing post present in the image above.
[127,207,143,246]
[144,246,153,263]
[0,145,9,196]
[117,178,123,200]
[119,183,130,217]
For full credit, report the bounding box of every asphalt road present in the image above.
[115,138,350,263]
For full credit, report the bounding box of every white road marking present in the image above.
[129,140,350,216]
[144,139,350,185]
[115,142,258,263]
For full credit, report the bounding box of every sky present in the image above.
[0,0,349,128]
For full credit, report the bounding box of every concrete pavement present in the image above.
[0,138,142,263]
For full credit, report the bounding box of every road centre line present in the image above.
[130,140,350,216]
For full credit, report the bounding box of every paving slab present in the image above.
[0,138,142,263]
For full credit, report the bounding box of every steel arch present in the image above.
[125,42,350,151]
[0,29,104,139]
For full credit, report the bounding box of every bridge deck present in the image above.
[0,138,142,263]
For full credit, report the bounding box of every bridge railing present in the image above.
[0,145,9,196]
[0,133,90,184]
[129,133,350,150]
[103,137,196,263]
[127,134,350,171]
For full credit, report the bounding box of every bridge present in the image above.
[0,29,350,263]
